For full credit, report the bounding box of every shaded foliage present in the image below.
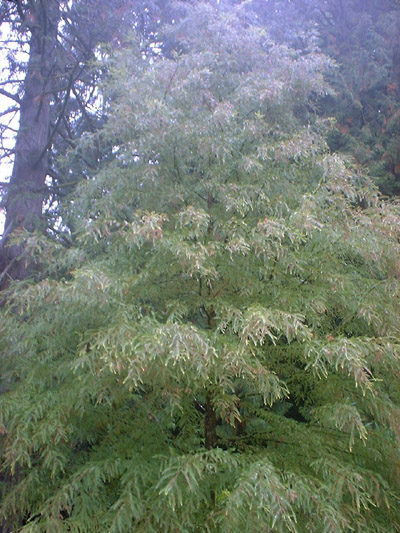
[250,0,400,195]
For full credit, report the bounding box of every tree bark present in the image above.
[0,1,60,290]
[205,393,217,451]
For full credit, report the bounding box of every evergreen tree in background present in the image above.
[1,2,400,531]
[249,0,400,195]
[0,0,168,289]
[309,0,400,196]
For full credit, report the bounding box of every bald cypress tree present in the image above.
[1,2,400,531]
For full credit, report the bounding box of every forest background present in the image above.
[0,0,400,532]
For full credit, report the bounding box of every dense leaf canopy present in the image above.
[1,2,400,532]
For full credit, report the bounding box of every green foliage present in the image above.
[1,2,400,531]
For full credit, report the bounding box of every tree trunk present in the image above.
[205,393,217,450]
[0,1,60,290]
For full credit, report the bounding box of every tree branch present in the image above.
[0,80,23,86]
[0,257,17,285]
[0,145,15,156]
[0,88,20,104]
[0,106,18,118]
[0,123,19,134]
[33,63,83,168]
[72,86,96,132]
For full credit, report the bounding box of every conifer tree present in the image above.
[1,2,400,531]
[0,0,166,289]
[251,0,400,196]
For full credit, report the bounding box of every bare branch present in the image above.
[0,88,20,104]
[0,107,18,118]
[0,123,19,134]
[72,86,96,132]
[0,80,23,86]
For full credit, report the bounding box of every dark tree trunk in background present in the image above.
[0,1,60,290]
[205,393,217,451]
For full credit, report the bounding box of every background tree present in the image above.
[0,0,172,290]
[0,0,61,287]
[247,0,400,195]
[1,2,400,531]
